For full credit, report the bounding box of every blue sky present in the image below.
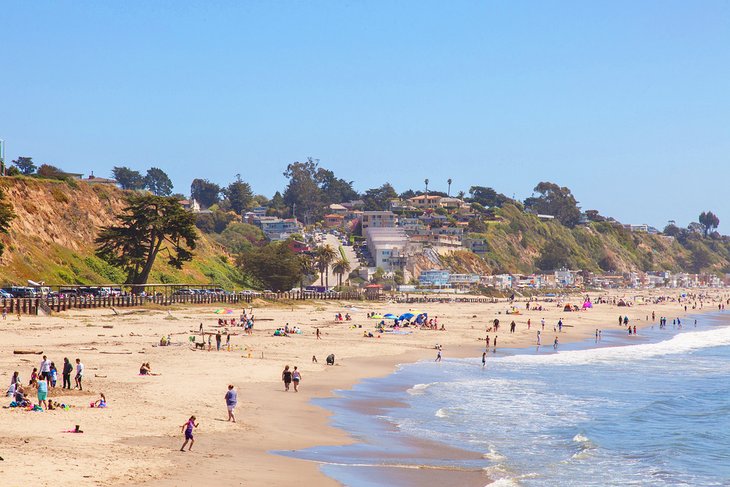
[2,1,729,231]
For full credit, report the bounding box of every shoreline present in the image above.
[0,290,725,487]
[140,295,722,487]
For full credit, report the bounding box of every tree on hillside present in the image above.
[699,211,720,237]
[283,158,324,224]
[468,186,510,208]
[224,174,254,215]
[268,191,288,217]
[144,167,173,196]
[318,169,358,204]
[216,222,265,253]
[315,244,337,288]
[195,209,236,234]
[0,188,16,257]
[95,194,197,291]
[12,157,36,175]
[663,223,682,237]
[524,182,581,228]
[362,183,398,211]
[113,166,145,190]
[190,178,221,208]
[238,242,302,292]
[37,164,66,180]
[447,178,452,196]
[536,240,573,271]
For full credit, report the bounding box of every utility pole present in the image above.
[0,139,5,176]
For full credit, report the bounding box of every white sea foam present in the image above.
[435,408,449,418]
[483,445,506,462]
[500,325,730,366]
[488,478,520,486]
[407,383,432,395]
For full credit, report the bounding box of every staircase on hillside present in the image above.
[38,299,52,316]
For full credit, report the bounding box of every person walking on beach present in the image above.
[537,330,541,346]
[282,365,292,391]
[316,328,321,340]
[74,358,84,391]
[180,415,199,451]
[485,335,490,348]
[62,358,72,389]
[482,351,486,367]
[435,349,442,362]
[225,385,237,422]
[541,318,545,330]
[553,337,559,350]
[215,331,222,351]
[292,366,302,392]
[493,336,497,353]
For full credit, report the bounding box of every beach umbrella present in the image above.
[383,313,398,320]
[399,312,415,321]
[214,308,234,314]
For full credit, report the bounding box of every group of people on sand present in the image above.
[7,356,87,411]
[334,312,351,321]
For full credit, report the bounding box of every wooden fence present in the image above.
[2,290,371,315]
[1,291,502,316]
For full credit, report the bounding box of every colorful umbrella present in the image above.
[214,308,234,314]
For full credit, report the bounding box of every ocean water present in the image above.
[289,313,730,486]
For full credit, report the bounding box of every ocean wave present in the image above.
[435,408,449,418]
[500,325,730,366]
[483,445,506,462]
[407,383,433,395]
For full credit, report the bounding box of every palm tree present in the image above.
[315,244,337,288]
[298,254,317,291]
[332,257,352,289]
[447,178,452,196]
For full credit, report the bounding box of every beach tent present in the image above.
[617,299,628,307]
[370,314,383,319]
[563,304,574,312]
[582,301,593,309]
[399,312,415,321]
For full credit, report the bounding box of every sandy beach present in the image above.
[0,289,725,487]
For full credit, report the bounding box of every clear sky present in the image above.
[2,1,729,231]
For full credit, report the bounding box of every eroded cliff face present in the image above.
[0,178,243,287]
[1,178,125,257]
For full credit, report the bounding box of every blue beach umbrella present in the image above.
[399,312,415,321]
[383,313,398,320]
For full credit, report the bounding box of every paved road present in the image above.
[317,234,360,288]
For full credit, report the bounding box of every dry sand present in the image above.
[0,289,726,486]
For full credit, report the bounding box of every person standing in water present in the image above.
[482,351,486,367]
[554,336,559,350]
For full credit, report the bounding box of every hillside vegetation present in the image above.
[0,177,248,288]
[458,204,730,275]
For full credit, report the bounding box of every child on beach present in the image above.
[180,416,199,451]
[75,358,84,390]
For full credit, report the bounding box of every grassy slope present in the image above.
[0,177,251,288]
[461,204,729,275]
